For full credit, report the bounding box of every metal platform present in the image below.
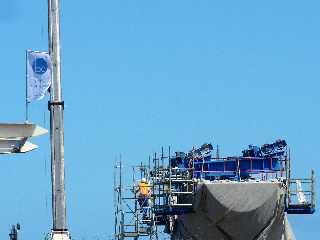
[285,171,316,214]
[0,123,47,154]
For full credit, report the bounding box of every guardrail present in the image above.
[286,170,315,214]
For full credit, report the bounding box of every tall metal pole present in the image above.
[48,0,69,238]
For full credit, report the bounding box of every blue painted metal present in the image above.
[154,208,194,216]
[286,205,315,214]
[170,140,286,181]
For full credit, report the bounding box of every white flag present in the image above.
[27,51,52,102]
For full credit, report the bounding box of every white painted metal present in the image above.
[19,141,39,153]
[0,123,48,138]
[0,139,33,154]
[51,230,70,240]
[296,180,307,204]
[0,123,47,154]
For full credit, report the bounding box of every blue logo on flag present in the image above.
[32,57,48,75]
[27,51,52,102]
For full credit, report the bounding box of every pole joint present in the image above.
[48,101,65,111]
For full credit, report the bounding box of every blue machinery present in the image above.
[171,141,286,181]
[114,140,316,239]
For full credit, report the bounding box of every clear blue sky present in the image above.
[0,0,319,239]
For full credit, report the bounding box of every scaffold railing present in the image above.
[286,170,316,214]
[114,159,163,240]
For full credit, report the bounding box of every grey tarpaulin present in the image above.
[172,181,295,240]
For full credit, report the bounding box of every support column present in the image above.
[48,0,69,239]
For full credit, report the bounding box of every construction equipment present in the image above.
[114,140,315,239]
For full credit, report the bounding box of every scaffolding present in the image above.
[286,170,316,214]
[113,142,316,239]
[113,148,196,239]
[151,148,196,227]
[114,160,157,240]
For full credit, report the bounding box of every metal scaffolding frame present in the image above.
[113,148,197,239]
[113,144,316,239]
[284,150,316,214]
[286,170,316,214]
[151,148,196,229]
[114,159,158,240]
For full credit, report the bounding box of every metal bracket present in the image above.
[48,101,65,111]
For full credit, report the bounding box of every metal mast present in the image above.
[48,0,69,239]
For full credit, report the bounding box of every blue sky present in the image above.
[0,0,319,239]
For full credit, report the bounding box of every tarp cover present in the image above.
[172,181,295,240]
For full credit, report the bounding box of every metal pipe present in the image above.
[171,204,193,207]
[290,179,313,182]
[311,169,315,208]
[48,0,67,231]
[169,146,172,208]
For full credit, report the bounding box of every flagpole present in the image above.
[25,50,29,122]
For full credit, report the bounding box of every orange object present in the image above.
[139,181,150,196]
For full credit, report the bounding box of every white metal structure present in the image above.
[0,123,47,154]
[296,180,307,204]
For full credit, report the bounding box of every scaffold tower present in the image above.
[113,141,316,239]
